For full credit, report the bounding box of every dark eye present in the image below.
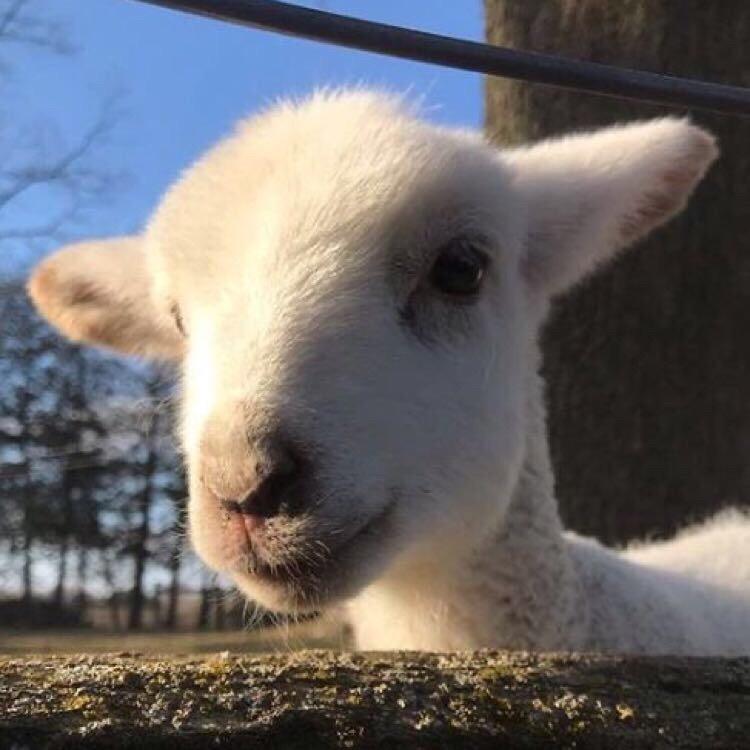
[170,303,186,337]
[429,240,488,298]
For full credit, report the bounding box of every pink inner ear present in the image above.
[67,279,104,307]
[619,164,701,245]
[619,132,717,246]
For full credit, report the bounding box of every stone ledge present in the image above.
[1,650,749,748]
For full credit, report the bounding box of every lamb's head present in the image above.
[28,91,717,612]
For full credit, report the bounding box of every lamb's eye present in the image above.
[170,303,186,337]
[429,240,488,298]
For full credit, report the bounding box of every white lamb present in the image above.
[28,90,750,655]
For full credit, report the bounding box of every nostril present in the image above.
[219,498,244,516]
[215,441,304,521]
[220,497,266,535]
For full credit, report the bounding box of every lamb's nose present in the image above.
[205,440,303,524]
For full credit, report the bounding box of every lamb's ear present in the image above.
[27,236,184,359]
[507,118,718,299]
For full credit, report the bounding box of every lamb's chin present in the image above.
[231,557,362,613]
[231,506,403,613]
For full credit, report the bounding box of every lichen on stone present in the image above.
[1,650,749,748]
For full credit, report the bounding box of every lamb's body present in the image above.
[27,90,750,655]
[350,373,750,654]
[575,521,750,655]
[350,518,750,655]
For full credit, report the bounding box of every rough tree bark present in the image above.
[1,651,748,749]
[485,0,750,545]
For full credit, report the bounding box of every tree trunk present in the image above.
[54,350,86,610]
[109,592,123,632]
[197,584,211,631]
[485,0,750,544]
[73,545,88,617]
[52,536,68,611]
[127,480,154,631]
[21,532,33,604]
[150,584,162,629]
[213,587,226,631]
[127,412,159,631]
[20,482,33,605]
[164,530,182,630]
[101,555,123,631]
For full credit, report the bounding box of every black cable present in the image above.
[129,0,750,117]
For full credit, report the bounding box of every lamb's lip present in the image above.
[241,496,398,588]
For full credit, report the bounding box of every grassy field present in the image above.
[0,621,349,655]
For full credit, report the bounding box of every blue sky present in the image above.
[6,0,482,272]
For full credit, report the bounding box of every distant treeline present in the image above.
[0,281,247,631]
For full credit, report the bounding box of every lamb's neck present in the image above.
[349,373,588,651]
[475,377,589,650]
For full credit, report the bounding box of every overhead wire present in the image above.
[133,0,750,117]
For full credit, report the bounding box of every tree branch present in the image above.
[0,0,71,53]
[0,94,124,246]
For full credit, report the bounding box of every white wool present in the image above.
[28,88,750,655]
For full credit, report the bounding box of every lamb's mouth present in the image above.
[235,496,398,603]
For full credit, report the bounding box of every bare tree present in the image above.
[0,2,228,634]
[0,0,121,264]
[0,0,128,626]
